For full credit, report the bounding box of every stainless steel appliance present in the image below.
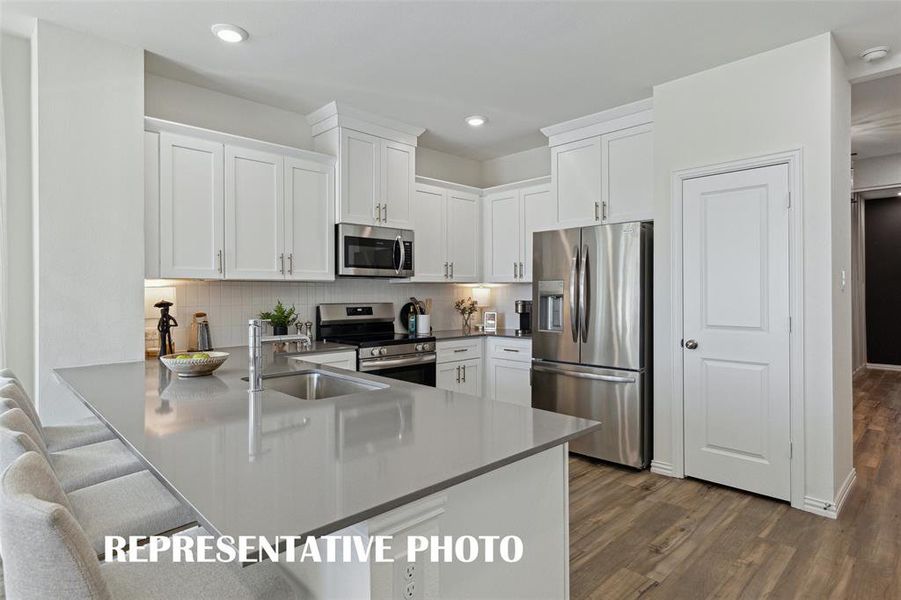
[336,223,414,278]
[531,221,652,468]
[514,300,532,336]
[187,312,213,352]
[316,303,436,386]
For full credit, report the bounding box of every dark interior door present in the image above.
[865,196,901,365]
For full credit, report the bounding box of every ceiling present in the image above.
[5,1,901,160]
[853,73,901,160]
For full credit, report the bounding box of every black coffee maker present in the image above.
[515,300,532,336]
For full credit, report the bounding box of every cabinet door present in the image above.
[225,146,285,280]
[411,185,447,281]
[602,123,654,223]
[285,157,335,281]
[458,359,482,397]
[551,137,602,227]
[447,190,480,282]
[484,190,521,283]
[340,129,380,225]
[381,140,415,228]
[520,183,554,282]
[144,131,160,278]
[159,132,224,279]
[436,362,462,393]
[489,359,532,406]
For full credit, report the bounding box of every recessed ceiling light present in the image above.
[465,115,487,127]
[211,24,249,44]
[860,46,890,62]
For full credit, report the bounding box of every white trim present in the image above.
[306,101,425,145]
[669,149,805,509]
[415,175,482,195]
[143,117,335,164]
[480,175,551,196]
[650,460,677,478]
[866,362,901,371]
[802,468,856,519]
[541,97,653,145]
[852,183,901,193]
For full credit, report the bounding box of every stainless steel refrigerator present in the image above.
[531,221,652,468]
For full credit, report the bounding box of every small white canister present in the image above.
[417,314,431,335]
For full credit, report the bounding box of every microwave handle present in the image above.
[394,235,405,274]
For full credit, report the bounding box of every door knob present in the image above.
[685,339,699,350]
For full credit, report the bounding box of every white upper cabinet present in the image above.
[285,157,335,281]
[381,140,415,228]
[159,131,225,279]
[308,102,424,228]
[483,180,552,283]
[147,118,335,282]
[601,123,654,223]
[340,129,382,225]
[542,99,654,226]
[409,181,480,283]
[551,137,602,227]
[225,145,285,280]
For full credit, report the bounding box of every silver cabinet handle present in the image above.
[602,201,607,221]
[569,248,579,343]
[685,339,699,350]
[450,262,454,279]
[456,365,461,383]
[503,348,520,353]
[519,262,524,279]
[375,203,382,223]
[288,253,294,275]
[217,250,223,274]
[382,204,387,222]
[279,253,285,275]
[444,262,448,278]
[453,348,468,353]
[514,261,518,279]
[462,364,466,383]
[532,364,636,384]
[594,202,600,221]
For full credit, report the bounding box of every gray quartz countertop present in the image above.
[429,329,531,341]
[54,348,597,546]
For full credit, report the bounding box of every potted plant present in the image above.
[454,297,479,333]
[259,300,297,336]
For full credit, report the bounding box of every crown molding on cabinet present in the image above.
[306,101,426,146]
[540,98,653,147]
[415,176,482,195]
[143,117,336,165]
[480,175,552,196]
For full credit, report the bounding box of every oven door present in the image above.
[337,223,414,277]
[359,353,436,387]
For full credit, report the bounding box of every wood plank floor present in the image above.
[569,368,900,600]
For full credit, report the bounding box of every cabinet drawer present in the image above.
[487,338,532,363]
[436,338,482,363]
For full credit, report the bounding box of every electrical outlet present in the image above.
[397,562,417,599]
[403,581,415,600]
[404,564,416,581]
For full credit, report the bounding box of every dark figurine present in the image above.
[154,300,178,357]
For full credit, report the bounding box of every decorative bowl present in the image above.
[159,351,229,378]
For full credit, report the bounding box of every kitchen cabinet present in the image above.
[225,145,285,280]
[551,137,602,227]
[409,182,480,282]
[437,359,481,396]
[147,118,335,281]
[289,350,356,371]
[381,140,415,227]
[485,338,532,407]
[483,181,553,283]
[601,123,654,223]
[159,131,225,279]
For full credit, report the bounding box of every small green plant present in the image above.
[259,300,297,329]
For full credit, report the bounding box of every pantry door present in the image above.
[682,164,791,500]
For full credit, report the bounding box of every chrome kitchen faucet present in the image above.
[248,318,269,392]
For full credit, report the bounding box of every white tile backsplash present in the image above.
[144,279,531,352]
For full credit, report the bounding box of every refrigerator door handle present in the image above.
[532,364,636,384]
[569,248,580,343]
[579,244,589,343]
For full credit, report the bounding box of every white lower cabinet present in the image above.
[289,350,357,371]
[485,338,532,407]
[436,339,483,395]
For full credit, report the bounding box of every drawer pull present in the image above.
[503,348,520,353]
[453,348,468,353]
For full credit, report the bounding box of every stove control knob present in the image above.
[414,343,424,352]
[378,347,388,356]
[369,348,379,357]
[423,343,433,351]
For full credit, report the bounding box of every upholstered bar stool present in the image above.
[0,448,194,555]
[0,375,115,451]
[0,452,296,600]
[0,407,144,492]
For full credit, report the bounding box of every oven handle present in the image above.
[359,353,436,372]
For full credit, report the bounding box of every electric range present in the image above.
[316,303,436,387]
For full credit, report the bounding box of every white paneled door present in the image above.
[285,157,334,280]
[682,164,791,500]
[447,191,479,281]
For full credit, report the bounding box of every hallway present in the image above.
[569,368,898,599]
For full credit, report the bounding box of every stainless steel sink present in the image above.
[244,370,387,400]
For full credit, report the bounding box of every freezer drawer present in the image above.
[531,361,648,468]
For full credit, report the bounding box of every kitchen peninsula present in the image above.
[54,348,599,598]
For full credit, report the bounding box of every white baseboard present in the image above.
[866,362,901,372]
[801,468,857,519]
[650,460,677,477]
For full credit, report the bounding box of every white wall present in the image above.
[1,33,34,397]
[416,146,481,187]
[33,21,145,423]
[480,146,550,188]
[652,33,852,509]
[853,152,901,190]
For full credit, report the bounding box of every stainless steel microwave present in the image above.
[336,223,414,277]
